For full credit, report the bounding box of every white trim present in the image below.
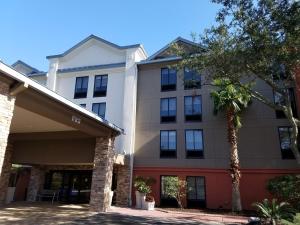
[0,61,123,133]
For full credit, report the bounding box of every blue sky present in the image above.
[0,0,219,71]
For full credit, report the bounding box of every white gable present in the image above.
[58,39,126,69]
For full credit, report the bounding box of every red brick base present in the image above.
[133,167,300,210]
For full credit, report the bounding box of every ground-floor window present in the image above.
[160,175,178,207]
[44,170,92,203]
[186,176,206,208]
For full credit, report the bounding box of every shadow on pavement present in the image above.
[65,212,223,225]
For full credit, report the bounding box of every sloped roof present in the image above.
[12,60,46,77]
[46,34,147,59]
[0,60,123,134]
[147,36,203,61]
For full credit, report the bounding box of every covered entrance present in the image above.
[0,62,130,212]
[44,170,92,203]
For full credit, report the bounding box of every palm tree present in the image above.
[211,78,251,212]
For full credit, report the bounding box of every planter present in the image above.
[142,200,155,210]
[6,187,16,204]
[135,191,146,209]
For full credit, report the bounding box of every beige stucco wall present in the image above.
[134,62,300,169]
[12,138,95,165]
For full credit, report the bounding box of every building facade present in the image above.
[8,35,300,210]
[133,38,300,210]
[11,35,147,206]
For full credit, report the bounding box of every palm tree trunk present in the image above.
[226,107,242,212]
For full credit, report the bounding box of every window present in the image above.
[92,103,106,118]
[160,98,176,123]
[160,131,176,158]
[74,76,89,99]
[79,104,86,108]
[161,68,176,91]
[274,88,297,118]
[185,130,204,158]
[278,127,300,159]
[186,176,206,208]
[184,67,201,89]
[272,64,289,81]
[93,75,108,97]
[160,176,179,207]
[184,96,202,121]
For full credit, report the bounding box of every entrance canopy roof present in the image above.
[0,61,123,138]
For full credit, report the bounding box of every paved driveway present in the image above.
[0,202,245,225]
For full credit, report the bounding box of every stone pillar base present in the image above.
[26,166,45,202]
[90,137,114,212]
[115,156,131,207]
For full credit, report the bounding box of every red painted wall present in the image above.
[133,167,300,210]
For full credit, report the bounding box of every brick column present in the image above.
[27,166,45,202]
[0,82,16,205]
[115,156,131,207]
[90,137,115,212]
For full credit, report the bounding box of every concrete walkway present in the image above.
[0,202,248,225]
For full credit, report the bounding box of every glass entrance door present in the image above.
[44,170,92,204]
[186,176,206,208]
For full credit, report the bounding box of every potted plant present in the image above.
[142,195,155,210]
[134,176,156,209]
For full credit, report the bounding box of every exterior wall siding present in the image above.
[135,63,300,169]
[134,62,300,209]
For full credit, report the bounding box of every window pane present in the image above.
[161,99,169,116]
[161,131,169,150]
[169,69,176,85]
[169,98,176,116]
[194,96,202,114]
[185,97,193,115]
[161,69,169,85]
[76,78,82,89]
[186,130,194,150]
[196,177,205,200]
[99,103,106,118]
[95,76,101,88]
[92,103,99,115]
[274,92,285,105]
[169,131,176,150]
[279,127,290,149]
[194,130,203,150]
[82,77,88,89]
[184,67,193,81]
[187,177,196,200]
[101,75,108,87]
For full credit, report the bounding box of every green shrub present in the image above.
[253,199,296,225]
[267,175,300,210]
[134,176,156,194]
[162,176,186,209]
